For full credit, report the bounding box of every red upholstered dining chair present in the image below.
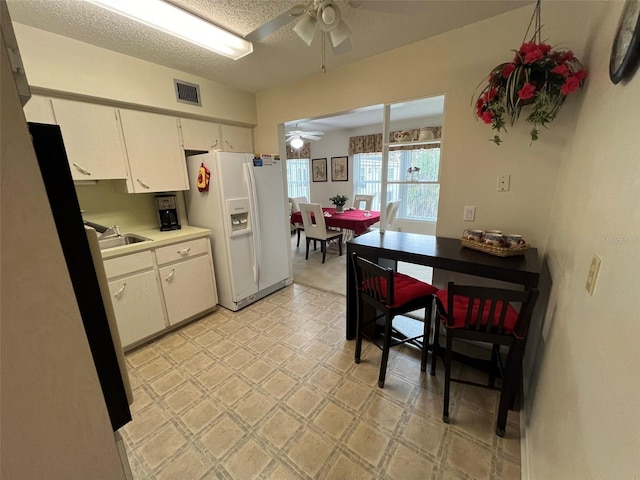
[431,282,539,436]
[350,252,439,388]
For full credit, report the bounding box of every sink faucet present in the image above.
[98,225,121,239]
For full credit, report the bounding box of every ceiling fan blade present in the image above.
[302,130,325,136]
[293,12,318,46]
[332,36,352,55]
[245,4,306,42]
[329,20,350,47]
[302,135,322,141]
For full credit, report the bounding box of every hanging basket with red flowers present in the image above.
[474,1,587,144]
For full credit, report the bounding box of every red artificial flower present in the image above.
[561,76,580,95]
[562,50,575,62]
[519,42,538,54]
[524,49,544,64]
[574,69,587,82]
[551,64,570,76]
[518,82,536,100]
[539,43,552,54]
[502,63,516,78]
[480,111,495,124]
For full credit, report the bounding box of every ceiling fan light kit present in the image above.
[85,0,253,60]
[290,136,304,149]
[250,0,352,59]
[286,127,326,148]
[293,13,318,46]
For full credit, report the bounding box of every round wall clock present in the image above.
[610,0,640,84]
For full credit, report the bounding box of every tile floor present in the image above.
[120,283,522,479]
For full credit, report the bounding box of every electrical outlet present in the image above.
[497,174,510,192]
[463,205,476,222]
[585,255,602,296]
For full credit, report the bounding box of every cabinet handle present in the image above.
[114,283,127,298]
[177,248,191,255]
[164,269,175,282]
[136,178,150,189]
[224,139,233,150]
[73,163,92,176]
[211,139,218,148]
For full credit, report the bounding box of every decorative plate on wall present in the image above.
[610,0,640,84]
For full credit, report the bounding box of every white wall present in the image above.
[13,23,256,125]
[525,2,640,478]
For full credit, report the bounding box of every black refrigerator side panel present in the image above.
[28,122,131,431]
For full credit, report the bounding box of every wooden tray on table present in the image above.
[461,238,530,257]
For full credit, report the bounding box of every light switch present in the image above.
[585,255,602,296]
[497,174,510,192]
[463,205,476,222]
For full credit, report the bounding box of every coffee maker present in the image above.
[155,194,181,231]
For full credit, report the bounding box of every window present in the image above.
[286,158,310,199]
[354,147,440,221]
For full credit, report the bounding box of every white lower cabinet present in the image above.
[160,255,217,325]
[108,271,166,348]
[104,235,217,350]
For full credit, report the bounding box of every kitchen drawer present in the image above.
[155,237,209,265]
[104,250,154,279]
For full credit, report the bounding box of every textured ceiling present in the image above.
[7,0,529,94]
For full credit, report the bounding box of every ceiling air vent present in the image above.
[174,79,201,106]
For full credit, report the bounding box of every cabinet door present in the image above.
[179,118,221,151]
[119,109,189,192]
[23,95,55,124]
[51,98,128,180]
[108,271,166,349]
[159,255,217,325]
[220,124,253,152]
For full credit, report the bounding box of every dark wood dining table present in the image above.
[290,207,381,236]
[345,231,542,339]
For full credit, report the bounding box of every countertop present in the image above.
[99,225,211,259]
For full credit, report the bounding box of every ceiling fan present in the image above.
[245,1,430,55]
[246,0,352,55]
[285,127,325,149]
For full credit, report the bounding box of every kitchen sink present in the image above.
[98,233,152,250]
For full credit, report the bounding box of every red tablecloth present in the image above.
[291,207,380,235]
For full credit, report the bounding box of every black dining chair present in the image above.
[350,252,439,388]
[431,282,539,436]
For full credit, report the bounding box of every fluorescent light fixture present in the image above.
[291,136,304,149]
[85,0,253,60]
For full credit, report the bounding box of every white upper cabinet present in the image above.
[220,124,253,152]
[23,95,55,124]
[118,109,189,192]
[51,98,129,180]
[179,118,221,151]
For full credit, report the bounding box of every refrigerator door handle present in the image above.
[244,162,260,285]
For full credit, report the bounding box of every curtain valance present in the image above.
[286,142,311,159]
[349,126,442,155]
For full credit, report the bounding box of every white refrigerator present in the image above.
[185,151,291,311]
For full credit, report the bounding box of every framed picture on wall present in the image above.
[312,158,327,182]
[331,156,348,182]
